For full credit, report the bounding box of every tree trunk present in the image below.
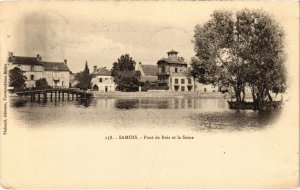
[234,87,241,102]
[234,87,238,102]
[241,87,245,102]
[267,90,273,102]
[251,86,257,102]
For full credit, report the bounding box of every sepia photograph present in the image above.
[0,1,299,189]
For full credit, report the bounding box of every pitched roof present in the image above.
[141,76,158,83]
[140,65,158,76]
[167,49,178,54]
[157,57,187,65]
[93,67,111,76]
[11,56,43,65]
[43,62,70,71]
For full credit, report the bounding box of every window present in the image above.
[30,75,34,80]
[181,86,185,91]
[181,79,185,84]
[175,79,178,84]
[99,78,102,83]
[175,68,178,73]
[188,78,192,84]
[31,65,34,71]
[174,85,179,91]
[161,66,165,73]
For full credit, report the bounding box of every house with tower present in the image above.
[157,50,195,91]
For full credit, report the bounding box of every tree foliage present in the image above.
[111,54,141,92]
[9,67,27,90]
[76,62,92,90]
[141,81,151,91]
[192,9,286,103]
[35,78,49,89]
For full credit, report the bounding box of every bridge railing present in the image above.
[15,87,94,97]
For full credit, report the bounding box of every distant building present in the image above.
[91,66,116,92]
[157,50,194,91]
[194,80,218,93]
[43,59,70,88]
[136,62,158,86]
[69,72,78,88]
[8,52,70,88]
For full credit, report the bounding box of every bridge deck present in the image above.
[16,88,93,102]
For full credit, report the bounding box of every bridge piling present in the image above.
[38,92,41,102]
[55,91,57,102]
[43,91,47,102]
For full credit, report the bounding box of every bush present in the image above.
[35,78,50,90]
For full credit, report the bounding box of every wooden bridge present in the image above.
[16,88,93,102]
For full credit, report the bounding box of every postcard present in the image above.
[0,1,299,189]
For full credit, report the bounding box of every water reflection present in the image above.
[115,99,139,109]
[76,98,92,107]
[11,97,93,108]
[113,98,228,110]
[13,98,28,108]
[10,96,228,111]
[9,96,280,130]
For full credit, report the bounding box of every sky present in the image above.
[1,1,298,73]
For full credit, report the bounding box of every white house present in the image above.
[194,79,218,93]
[8,52,70,88]
[43,60,70,88]
[91,66,116,92]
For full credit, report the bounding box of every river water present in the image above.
[9,96,279,131]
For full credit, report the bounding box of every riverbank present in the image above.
[92,91,227,98]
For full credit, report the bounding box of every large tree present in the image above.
[9,67,27,91]
[111,54,141,92]
[76,61,92,90]
[191,9,286,103]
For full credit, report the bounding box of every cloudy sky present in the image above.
[1,1,297,72]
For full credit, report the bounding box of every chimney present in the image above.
[8,52,13,62]
[37,54,42,60]
[64,59,67,64]
[8,52,13,57]
[93,66,97,73]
